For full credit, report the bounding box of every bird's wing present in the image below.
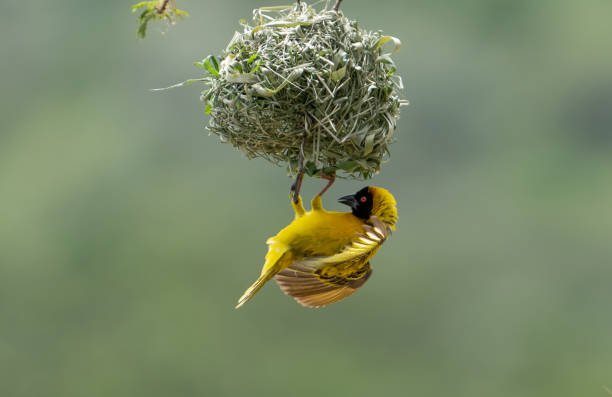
[275,262,372,308]
[273,216,390,307]
[297,216,390,268]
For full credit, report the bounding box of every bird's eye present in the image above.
[360,196,367,203]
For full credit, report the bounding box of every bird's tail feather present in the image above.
[235,244,289,309]
[235,270,275,309]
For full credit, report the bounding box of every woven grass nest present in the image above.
[194,2,407,179]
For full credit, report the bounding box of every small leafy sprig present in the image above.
[132,0,189,39]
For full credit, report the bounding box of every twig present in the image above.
[332,0,343,12]
[157,0,170,14]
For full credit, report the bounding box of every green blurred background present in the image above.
[1,0,611,396]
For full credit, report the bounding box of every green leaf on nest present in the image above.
[304,161,319,177]
[247,54,259,65]
[330,66,346,82]
[376,35,402,54]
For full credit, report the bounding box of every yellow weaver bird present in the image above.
[235,185,398,308]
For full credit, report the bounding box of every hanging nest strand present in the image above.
[196,2,407,179]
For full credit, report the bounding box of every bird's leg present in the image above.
[291,134,306,204]
[291,172,304,204]
[316,170,336,197]
[332,0,343,12]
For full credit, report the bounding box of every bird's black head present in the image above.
[338,186,373,219]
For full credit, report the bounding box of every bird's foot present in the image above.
[291,172,304,204]
[316,171,336,197]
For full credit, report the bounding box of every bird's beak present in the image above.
[338,194,358,209]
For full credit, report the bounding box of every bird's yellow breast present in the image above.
[269,209,365,258]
